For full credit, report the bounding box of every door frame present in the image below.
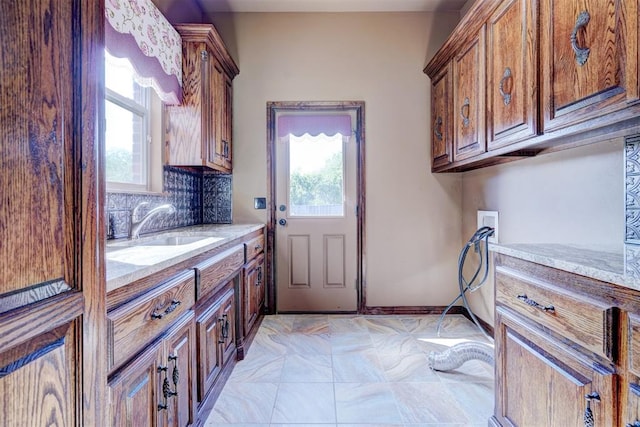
[266,101,366,313]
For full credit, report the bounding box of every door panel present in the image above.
[0,0,105,425]
[275,119,357,312]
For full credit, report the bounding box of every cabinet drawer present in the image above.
[244,233,264,262]
[108,271,195,371]
[195,245,244,300]
[496,266,614,360]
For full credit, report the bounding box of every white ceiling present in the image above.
[199,0,469,13]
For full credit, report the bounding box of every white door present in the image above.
[275,118,358,312]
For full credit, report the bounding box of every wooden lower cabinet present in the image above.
[494,307,616,427]
[196,287,236,404]
[109,311,196,427]
[243,253,265,336]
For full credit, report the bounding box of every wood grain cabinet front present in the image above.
[494,307,617,427]
[195,288,236,404]
[243,253,265,336]
[108,311,197,427]
[452,26,486,161]
[486,0,538,150]
[540,0,640,132]
[164,24,238,173]
[108,271,195,371]
[430,63,453,171]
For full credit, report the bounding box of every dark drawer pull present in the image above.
[517,294,555,313]
[151,311,164,320]
[254,243,262,251]
[571,10,591,66]
[164,300,181,314]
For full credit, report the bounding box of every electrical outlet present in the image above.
[254,197,267,209]
[477,210,499,243]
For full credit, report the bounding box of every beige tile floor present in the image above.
[206,314,494,427]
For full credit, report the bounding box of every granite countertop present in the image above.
[106,223,264,292]
[490,243,640,291]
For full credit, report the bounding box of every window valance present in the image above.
[105,0,182,104]
[277,114,352,138]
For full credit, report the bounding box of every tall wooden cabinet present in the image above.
[164,24,239,173]
[0,1,105,425]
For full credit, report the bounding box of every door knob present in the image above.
[279,204,287,212]
[278,218,287,226]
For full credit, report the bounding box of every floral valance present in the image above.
[105,0,182,104]
[277,115,352,138]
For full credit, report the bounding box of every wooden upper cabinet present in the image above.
[453,26,486,161]
[0,0,105,425]
[165,24,238,173]
[540,0,640,131]
[431,64,453,170]
[487,0,538,149]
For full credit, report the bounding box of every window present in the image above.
[105,51,150,192]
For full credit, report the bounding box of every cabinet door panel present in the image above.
[487,0,537,149]
[541,0,639,130]
[219,289,236,363]
[109,342,164,427]
[165,312,197,427]
[453,27,486,161]
[627,383,640,427]
[0,321,78,426]
[495,308,616,427]
[196,301,223,402]
[431,64,453,170]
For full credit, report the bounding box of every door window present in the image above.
[288,133,345,217]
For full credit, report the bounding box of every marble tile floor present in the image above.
[206,314,494,427]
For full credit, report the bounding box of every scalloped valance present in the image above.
[105,0,182,104]
[278,115,352,138]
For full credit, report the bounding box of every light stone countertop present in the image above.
[490,243,640,291]
[106,223,264,292]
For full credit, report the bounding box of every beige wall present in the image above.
[207,12,465,308]
[461,140,625,324]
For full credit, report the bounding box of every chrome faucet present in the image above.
[129,202,177,239]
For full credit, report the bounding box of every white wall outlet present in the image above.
[477,210,499,243]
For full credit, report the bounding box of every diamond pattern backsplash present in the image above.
[626,134,640,244]
[106,167,232,239]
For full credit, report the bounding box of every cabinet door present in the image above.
[211,59,227,171]
[453,26,486,161]
[109,342,165,427]
[431,63,453,170]
[487,0,538,150]
[540,0,640,131]
[0,0,105,425]
[164,312,197,427]
[196,299,223,402]
[244,262,259,336]
[627,382,640,427]
[494,307,617,427]
[218,289,236,364]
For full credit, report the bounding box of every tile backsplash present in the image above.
[107,166,232,239]
[626,134,640,244]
